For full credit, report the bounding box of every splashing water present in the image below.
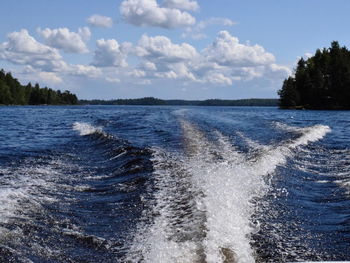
[127,120,331,263]
[72,122,103,136]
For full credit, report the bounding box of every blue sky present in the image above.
[1,0,350,99]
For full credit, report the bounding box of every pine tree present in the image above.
[278,41,350,109]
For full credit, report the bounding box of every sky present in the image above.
[1,0,350,100]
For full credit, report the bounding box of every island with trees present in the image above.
[278,41,350,109]
[0,69,78,105]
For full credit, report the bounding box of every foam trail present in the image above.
[126,149,204,263]
[181,121,264,263]
[235,131,268,152]
[0,160,64,228]
[186,122,331,262]
[128,121,331,263]
[72,122,103,136]
[287,125,331,148]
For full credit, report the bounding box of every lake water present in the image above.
[0,105,349,263]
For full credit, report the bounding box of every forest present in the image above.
[80,97,278,106]
[0,69,78,105]
[278,41,350,109]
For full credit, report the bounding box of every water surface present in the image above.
[0,106,349,262]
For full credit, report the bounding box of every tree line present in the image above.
[278,41,350,109]
[0,69,78,105]
[80,97,279,106]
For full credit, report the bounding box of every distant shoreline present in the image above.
[79,97,279,107]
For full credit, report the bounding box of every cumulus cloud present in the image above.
[38,71,63,84]
[134,34,200,82]
[203,31,275,67]
[204,72,233,85]
[138,61,157,71]
[182,17,236,39]
[120,0,196,29]
[92,39,130,67]
[0,29,105,79]
[68,65,102,78]
[266,63,292,79]
[0,29,64,71]
[37,27,91,53]
[162,0,199,11]
[0,28,290,93]
[130,31,290,85]
[128,69,146,77]
[136,34,198,61]
[87,14,113,28]
[168,62,196,80]
[155,70,178,79]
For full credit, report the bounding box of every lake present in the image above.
[0,105,349,262]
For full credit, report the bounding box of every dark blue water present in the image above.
[0,105,349,262]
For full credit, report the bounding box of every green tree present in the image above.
[0,80,13,105]
[278,77,300,108]
[279,41,350,109]
[0,69,79,105]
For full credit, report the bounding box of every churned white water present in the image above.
[0,159,66,229]
[72,122,103,136]
[127,120,331,263]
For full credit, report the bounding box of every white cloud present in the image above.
[182,17,236,39]
[37,27,91,53]
[155,70,178,79]
[167,62,196,80]
[0,28,290,95]
[106,77,121,83]
[304,52,313,58]
[134,34,200,82]
[204,72,233,85]
[38,71,63,84]
[127,69,146,77]
[162,0,199,11]
[131,31,290,85]
[203,31,275,67]
[266,63,292,79]
[92,39,129,67]
[87,14,113,28]
[0,29,64,71]
[120,0,196,29]
[183,32,207,40]
[197,17,235,29]
[68,65,102,78]
[78,27,91,41]
[136,34,198,61]
[138,61,157,71]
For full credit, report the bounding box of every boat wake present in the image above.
[126,120,331,263]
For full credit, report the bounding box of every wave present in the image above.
[276,124,350,195]
[0,159,63,227]
[127,120,331,263]
[72,122,104,136]
[288,126,330,149]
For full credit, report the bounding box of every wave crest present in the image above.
[72,122,103,136]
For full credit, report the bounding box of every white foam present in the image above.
[273,122,331,148]
[72,122,103,136]
[126,149,204,263]
[335,179,350,193]
[128,120,331,263]
[0,158,77,232]
[182,122,268,263]
[236,131,269,153]
[288,125,331,148]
